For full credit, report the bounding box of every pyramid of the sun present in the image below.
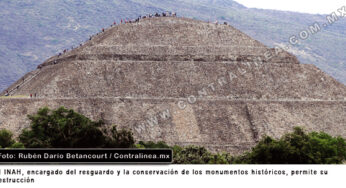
[1,17,345,154]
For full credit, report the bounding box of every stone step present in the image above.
[11,60,346,100]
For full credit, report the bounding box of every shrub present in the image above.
[173,145,233,164]
[0,129,25,148]
[0,129,15,148]
[137,141,170,149]
[9,142,25,148]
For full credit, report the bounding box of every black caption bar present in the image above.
[0,149,172,164]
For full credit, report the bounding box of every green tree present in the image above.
[105,126,135,148]
[19,107,107,148]
[234,127,346,164]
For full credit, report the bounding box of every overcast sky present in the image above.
[233,0,345,14]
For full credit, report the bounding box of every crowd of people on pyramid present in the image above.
[89,11,177,41]
[49,11,178,66]
[36,11,227,71]
[43,11,230,69]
